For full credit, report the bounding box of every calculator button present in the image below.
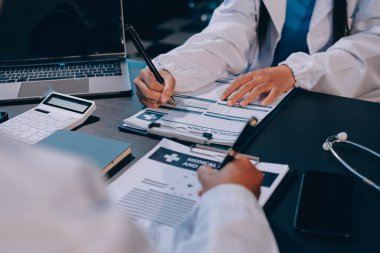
[54,122,66,128]
[46,119,55,125]
[29,122,39,127]
[9,130,19,137]
[46,126,58,132]
[19,126,29,132]
[36,132,49,138]
[9,123,21,130]
[18,129,38,139]
[36,124,47,130]
[27,135,41,143]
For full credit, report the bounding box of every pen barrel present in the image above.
[154,73,165,84]
[232,117,258,150]
[125,25,164,83]
[218,117,258,169]
[218,154,235,169]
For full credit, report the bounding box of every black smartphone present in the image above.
[294,171,354,238]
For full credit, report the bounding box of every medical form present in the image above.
[120,80,292,146]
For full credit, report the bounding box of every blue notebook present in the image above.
[38,130,132,175]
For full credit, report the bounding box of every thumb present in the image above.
[197,166,215,188]
[160,72,175,103]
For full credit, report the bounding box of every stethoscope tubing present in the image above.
[325,135,380,192]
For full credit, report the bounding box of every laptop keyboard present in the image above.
[0,60,122,83]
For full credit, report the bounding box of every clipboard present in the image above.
[118,85,297,146]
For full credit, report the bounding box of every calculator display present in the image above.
[43,93,92,114]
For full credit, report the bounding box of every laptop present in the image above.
[0,0,132,103]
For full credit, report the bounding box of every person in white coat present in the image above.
[135,0,380,108]
[0,134,278,253]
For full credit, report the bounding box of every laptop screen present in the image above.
[0,0,125,63]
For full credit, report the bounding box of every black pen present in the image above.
[218,117,259,169]
[125,24,176,105]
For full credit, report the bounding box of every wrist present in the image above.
[280,64,296,87]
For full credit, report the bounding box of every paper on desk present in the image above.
[107,138,289,252]
[121,80,290,146]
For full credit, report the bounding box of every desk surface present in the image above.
[1,60,379,253]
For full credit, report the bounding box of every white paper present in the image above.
[107,139,289,252]
[121,81,291,146]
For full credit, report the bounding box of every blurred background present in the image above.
[123,0,222,61]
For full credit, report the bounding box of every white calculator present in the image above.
[0,92,96,144]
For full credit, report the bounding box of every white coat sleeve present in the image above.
[172,184,279,253]
[0,135,157,253]
[282,0,380,101]
[153,0,259,92]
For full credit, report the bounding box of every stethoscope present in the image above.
[323,132,380,192]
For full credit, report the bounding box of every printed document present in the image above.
[107,139,289,252]
[121,80,291,146]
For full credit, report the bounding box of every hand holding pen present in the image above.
[196,117,262,198]
[126,24,176,107]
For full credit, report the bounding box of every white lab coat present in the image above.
[0,135,278,253]
[154,0,380,102]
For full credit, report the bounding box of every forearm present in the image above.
[172,184,278,253]
[154,0,258,92]
[282,1,380,99]
[283,32,380,98]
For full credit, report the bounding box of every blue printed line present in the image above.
[160,106,203,115]
[204,113,247,122]
[205,112,249,121]
[185,105,209,110]
[174,94,216,103]
[216,102,270,112]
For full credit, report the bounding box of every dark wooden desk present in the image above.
[1,60,379,253]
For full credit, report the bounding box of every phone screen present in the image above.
[294,171,354,238]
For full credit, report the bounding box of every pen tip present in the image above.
[169,98,176,105]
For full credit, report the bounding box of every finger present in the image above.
[137,90,161,108]
[227,80,261,106]
[232,156,263,181]
[239,84,270,107]
[227,156,253,171]
[260,88,281,106]
[197,166,215,185]
[140,99,160,108]
[140,69,164,92]
[197,166,214,179]
[134,77,162,101]
[232,157,263,198]
[160,71,176,103]
[221,73,253,100]
[136,90,162,105]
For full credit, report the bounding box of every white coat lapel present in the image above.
[309,0,355,34]
[309,0,333,34]
[263,0,286,35]
[307,0,334,52]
